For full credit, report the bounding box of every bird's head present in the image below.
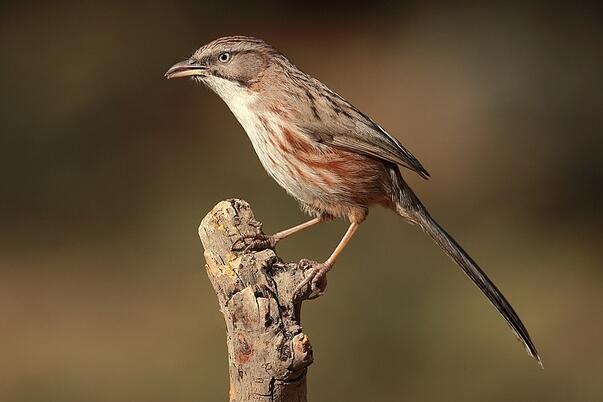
[165,36,283,97]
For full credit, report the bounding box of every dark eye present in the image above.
[218,52,231,63]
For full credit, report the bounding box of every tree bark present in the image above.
[198,199,321,402]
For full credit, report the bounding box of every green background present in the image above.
[1,2,602,401]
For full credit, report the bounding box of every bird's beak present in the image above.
[164,59,207,79]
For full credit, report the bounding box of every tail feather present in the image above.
[393,172,541,365]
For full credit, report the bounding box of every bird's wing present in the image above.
[325,120,429,179]
[295,84,430,179]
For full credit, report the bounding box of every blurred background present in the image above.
[1,1,602,401]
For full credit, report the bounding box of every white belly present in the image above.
[239,110,320,204]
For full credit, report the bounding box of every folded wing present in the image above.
[293,79,430,179]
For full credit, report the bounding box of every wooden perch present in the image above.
[199,199,322,402]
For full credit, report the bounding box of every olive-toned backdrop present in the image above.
[1,2,602,401]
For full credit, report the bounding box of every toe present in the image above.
[234,233,277,252]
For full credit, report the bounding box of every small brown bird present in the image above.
[166,36,540,364]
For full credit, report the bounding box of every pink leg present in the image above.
[295,222,360,296]
[236,216,326,251]
[271,217,323,244]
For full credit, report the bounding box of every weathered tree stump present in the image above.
[199,199,320,402]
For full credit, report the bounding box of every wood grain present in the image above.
[199,199,321,402]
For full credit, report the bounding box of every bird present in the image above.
[165,35,541,365]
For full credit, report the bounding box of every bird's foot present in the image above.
[231,233,278,252]
[294,259,331,300]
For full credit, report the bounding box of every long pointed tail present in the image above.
[392,173,541,365]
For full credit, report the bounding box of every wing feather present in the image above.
[326,121,430,179]
[291,77,430,179]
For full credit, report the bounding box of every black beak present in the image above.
[165,59,207,79]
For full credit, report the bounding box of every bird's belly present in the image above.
[254,140,320,205]
[232,108,390,218]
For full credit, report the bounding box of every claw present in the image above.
[231,233,277,252]
[294,259,330,300]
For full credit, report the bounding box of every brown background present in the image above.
[1,2,602,401]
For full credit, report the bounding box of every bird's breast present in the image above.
[217,87,390,215]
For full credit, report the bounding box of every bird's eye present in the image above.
[218,52,231,63]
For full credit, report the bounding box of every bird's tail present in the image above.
[391,170,541,365]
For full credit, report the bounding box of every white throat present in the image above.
[203,75,259,135]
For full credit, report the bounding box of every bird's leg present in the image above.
[233,216,325,252]
[294,222,359,298]
[271,216,324,244]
